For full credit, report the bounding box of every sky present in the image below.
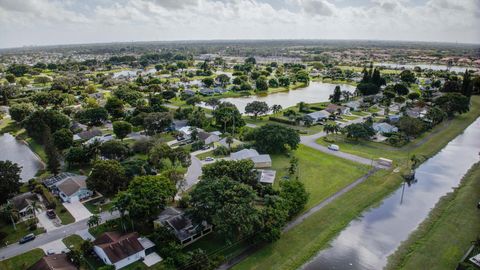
[0,0,479,48]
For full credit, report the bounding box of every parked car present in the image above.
[19,233,35,244]
[205,157,214,162]
[46,209,56,219]
[202,145,210,150]
[328,144,340,151]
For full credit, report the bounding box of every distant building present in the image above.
[93,232,155,269]
[154,207,212,246]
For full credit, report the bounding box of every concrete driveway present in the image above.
[62,201,92,222]
[36,210,61,232]
[40,239,68,255]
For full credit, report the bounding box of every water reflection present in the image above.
[302,118,480,270]
[0,133,43,182]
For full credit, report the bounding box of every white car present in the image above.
[328,144,340,151]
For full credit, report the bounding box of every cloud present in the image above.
[297,0,336,16]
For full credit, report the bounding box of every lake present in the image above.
[301,117,480,270]
[0,133,44,182]
[201,82,356,114]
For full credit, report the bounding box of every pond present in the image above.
[375,62,478,73]
[201,82,356,114]
[0,133,44,182]
[302,117,480,270]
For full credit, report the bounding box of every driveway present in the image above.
[62,201,92,222]
[40,239,68,255]
[36,210,61,232]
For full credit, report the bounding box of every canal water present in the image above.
[202,82,356,114]
[0,133,43,182]
[302,117,480,270]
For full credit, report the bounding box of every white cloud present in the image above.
[0,0,478,48]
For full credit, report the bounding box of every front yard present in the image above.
[0,248,44,270]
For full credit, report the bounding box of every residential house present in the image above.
[230,149,272,168]
[28,254,78,270]
[325,104,350,115]
[84,134,114,146]
[373,122,398,134]
[154,207,212,246]
[93,232,155,269]
[406,106,428,118]
[257,170,276,185]
[178,126,194,140]
[70,122,88,134]
[213,87,227,94]
[199,88,214,96]
[306,110,330,122]
[182,90,195,96]
[198,131,220,145]
[44,173,93,203]
[9,192,38,220]
[387,114,402,123]
[73,128,102,141]
[345,100,361,111]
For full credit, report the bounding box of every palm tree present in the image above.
[271,104,282,115]
[226,136,233,149]
[87,214,101,228]
[29,200,41,218]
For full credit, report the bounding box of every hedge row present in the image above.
[269,116,296,125]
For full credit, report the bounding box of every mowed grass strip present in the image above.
[386,163,480,270]
[0,249,44,270]
[272,144,370,210]
[233,169,403,270]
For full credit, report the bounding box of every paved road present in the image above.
[0,211,120,261]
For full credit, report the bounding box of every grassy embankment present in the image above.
[233,96,480,270]
[386,162,480,270]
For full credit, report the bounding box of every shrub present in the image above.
[268,116,296,125]
[213,145,229,156]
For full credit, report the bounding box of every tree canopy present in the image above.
[254,124,300,154]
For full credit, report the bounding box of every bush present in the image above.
[268,116,296,125]
[213,145,230,156]
[40,186,57,209]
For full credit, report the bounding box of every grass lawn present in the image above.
[386,162,480,270]
[273,145,370,210]
[62,234,84,250]
[0,248,44,270]
[55,198,75,225]
[185,232,250,260]
[244,117,325,135]
[121,260,170,270]
[84,200,113,214]
[0,219,45,245]
[233,169,404,270]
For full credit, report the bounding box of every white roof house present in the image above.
[230,149,259,160]
[230,149,272,168]
[258,170,276,185]
[373,122,399,134]
[306,110,330,122]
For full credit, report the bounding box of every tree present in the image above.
[23,110,70,142]
[52,128,73,150]
[407,92,420,101]
[105,97,124,119]
[216,74,230,87]
[271,104,282,114]
[66,147,91,167]
[357,82,380,96]
[0,84,16,105]
[425,106,447,126]
[0,160,22,204]
[279,180,309,218]
[400,70,416,84]
[77,107,108,126]
[255,77,268,91]
[254,124,300,154]
[202,77,214,88]
[113,121,132,140]
[225,136,233,149]
[188,177,260,242]
[7,64,30,77]
[5,74,15,83]
[461,70,473,97]
[259,195,289,242]
[149,143,191,168]
[324,123,339,135]
[87,214,101,228]
[43,128,60,175]
[394,84,409,96]
[397,116,425,137]
[295,70,310,84]
[343,123,375,140]
[205,98,220,110]
[278,76,290,87]
[116,175,176,221]
[34,76,51,85]
[245,101,269,119]
[268,78,279,88]
[202,159,258,187]
[87,160,129,197]
[434,92,470,117]
[9,103,34,122]
[143,112,173,135]
[18,78,29,88]
[186,96,201,106]
[100,140,130,160]
[212,102,245,133]
[330,85,342,103]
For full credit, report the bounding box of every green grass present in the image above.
[84,200,113,214]
[0,219,45,245]
[185,232,250,260]
[0,248,44,270]
[62,234,84,250]
[273,145,370,210]
[24,137,47,162]
[121,260,170,270]
[386,163,480,270]
[233,169,404,270]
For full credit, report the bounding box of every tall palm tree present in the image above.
[87,214,101,228]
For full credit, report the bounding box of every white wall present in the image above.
[114,250,145,269]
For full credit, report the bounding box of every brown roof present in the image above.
[197,131,212,141]
[28,254,78,270]
[57,176,87,196]
[325,104,346,114]
[10,192,37,211]
[93,232,144,263]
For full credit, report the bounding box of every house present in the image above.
[257,170,276,185]
[9,192,38,220]
[199,88,214,96]
[325,104,350,115]
[213,87,227,94]
[178,126,194,139]
[406,106,428,118]
[183,90,195,96]
[373,122,399,134]
[230,149,272,168]
[73,128,102,141]
[44,173,93,202]
[84,134,114,146]
[306,110,330,122]
[345,100,361,111]
[28,254,78,270]
[154,207,212,246]
[93,232,155,269]
[388,114,402,123]
[70,122,88,134]
[198,131,220,145]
